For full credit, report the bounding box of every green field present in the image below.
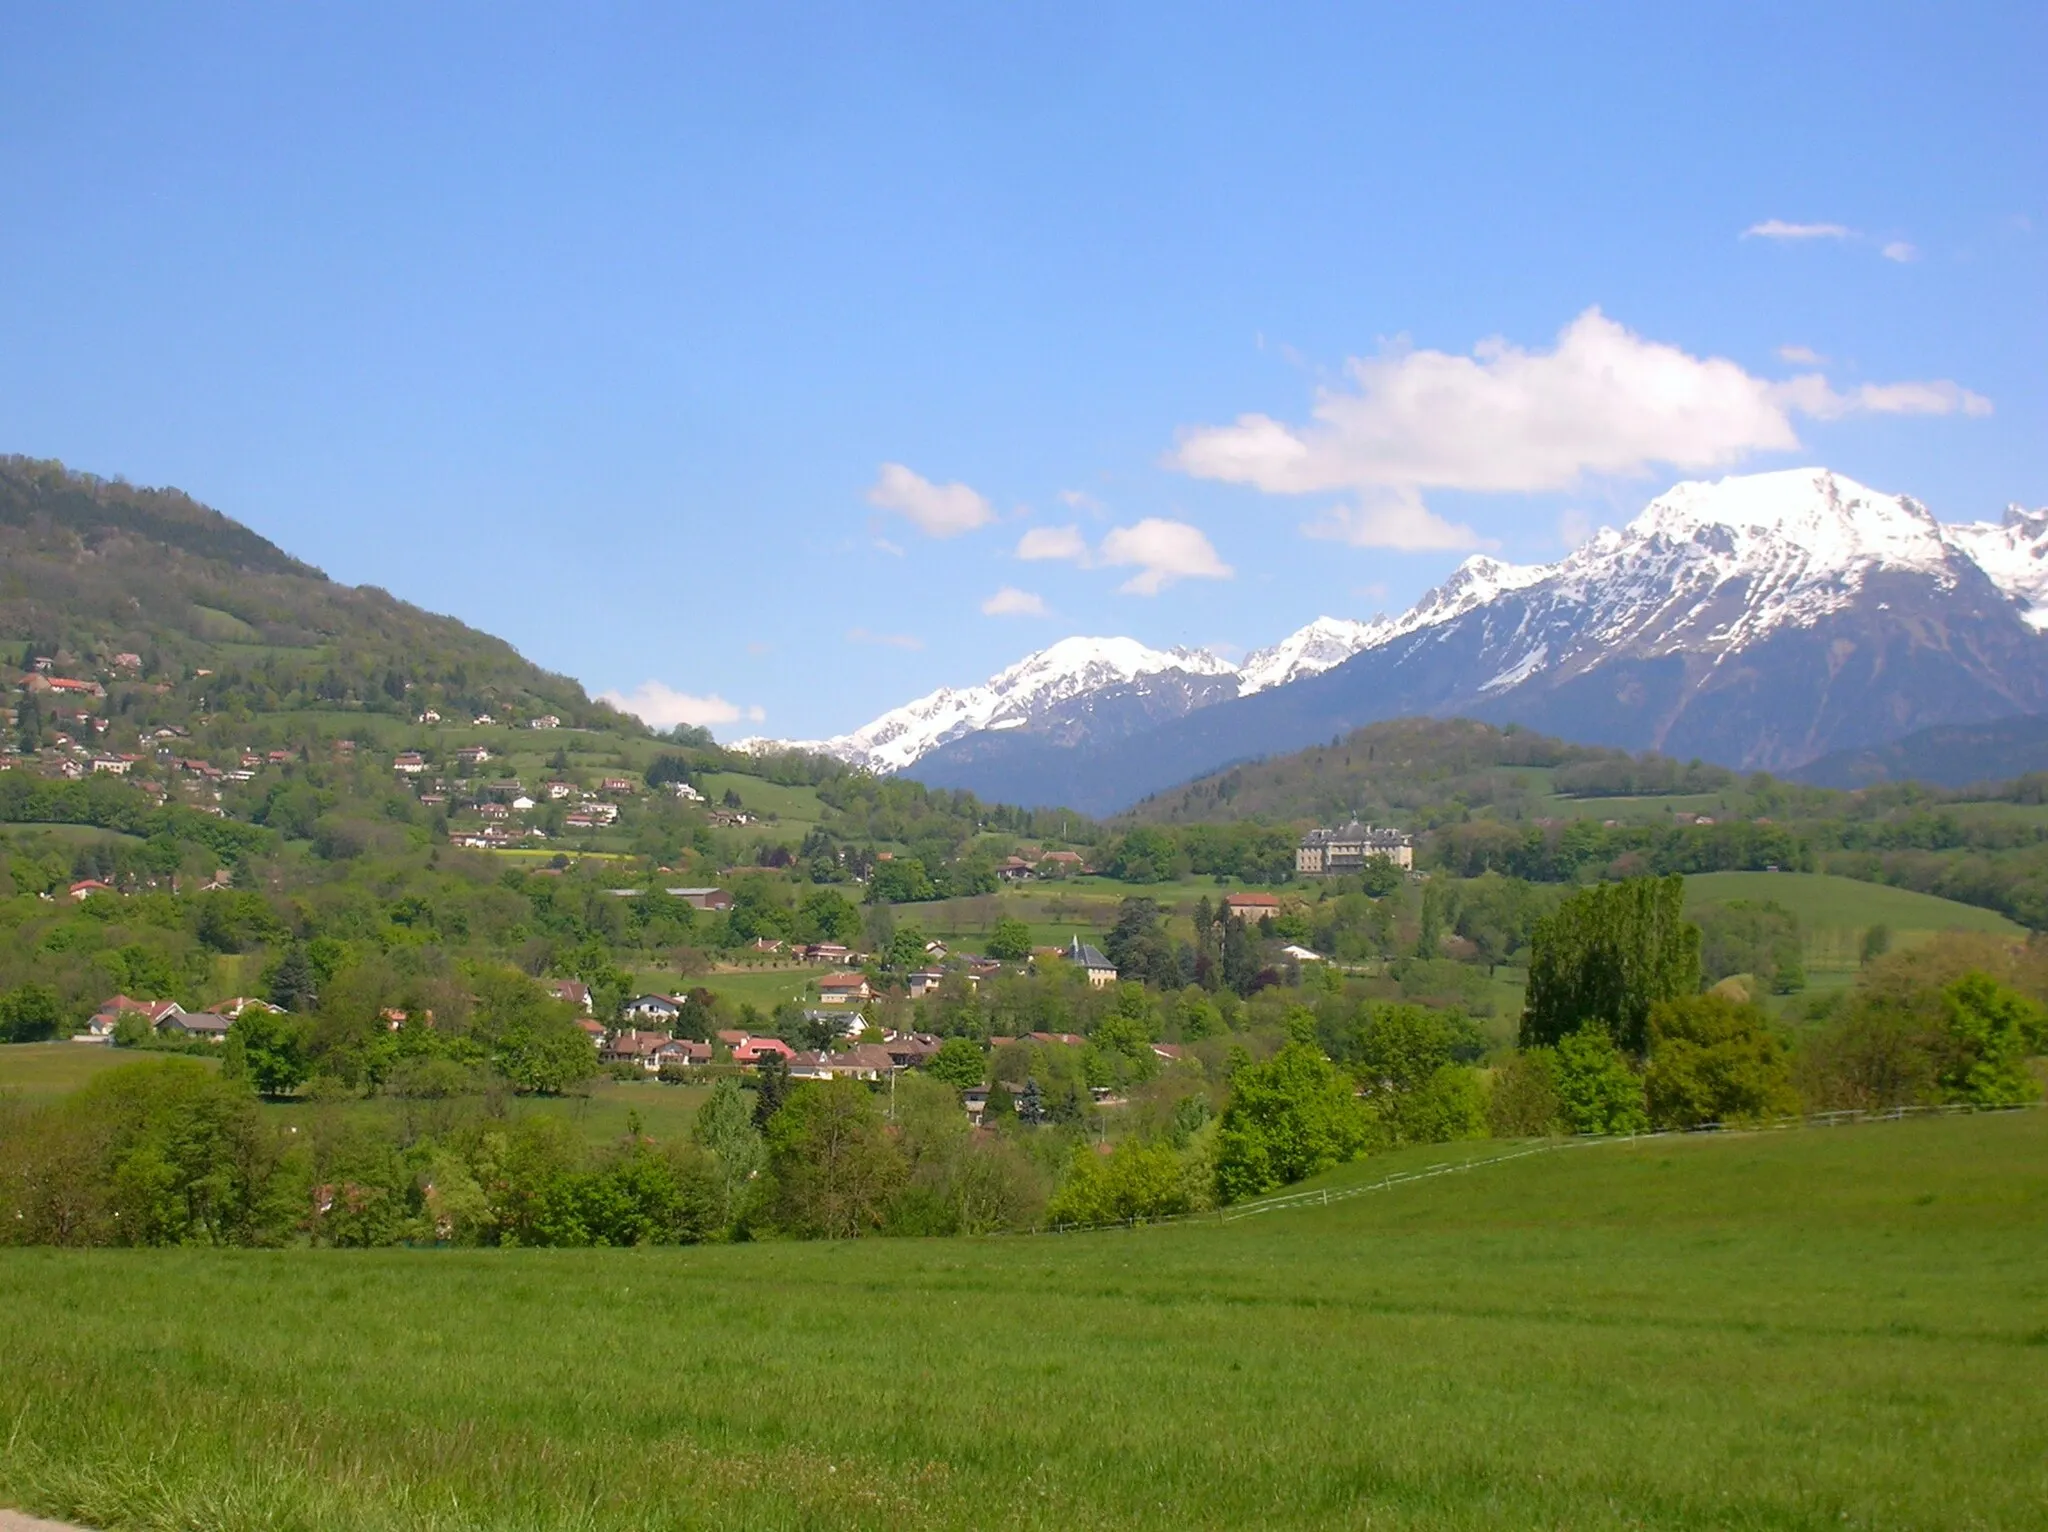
[2,1110,2043,1530]
[0,1041,208,1097]
[1684,870,2023,971]
[695,772,826,824]
[0,1045,704,1146]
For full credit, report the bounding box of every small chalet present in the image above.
[906,970,947,1000]
[802,1006,864,1039]
[716,1031,796,1065]
[882,1033,943,1068]
[804,942,851,964]
[995,856,1037,883]
[157,1010,232,1041]
[69,879,117,901]
[89,996,183,1035]
[654,1038,713,1070]
[599,776,635,795]
[546,979,593,1013]
[1037,850,1087,875]
[787,1044,894,1081]
[621,994,682,1024]
[1223,892,1282,922]
[816,972,872,1006]
[602,1030,669,1070]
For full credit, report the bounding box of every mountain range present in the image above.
[755,468,2048,815]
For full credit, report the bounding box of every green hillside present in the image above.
[0,455,634,728]
[1121,717,1649,827]
[2,1110,2041,1530]
[1684,871,2022,941]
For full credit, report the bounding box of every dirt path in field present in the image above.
[0,1512,92,1531]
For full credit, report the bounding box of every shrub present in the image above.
[985,918,1033,961]
[1644,993,1798,1128]
[1553,1028,1648,1136]
[1047,1140,1196,1226]
[1214,1041,1371,1202]
[1487,1048,1562,1137]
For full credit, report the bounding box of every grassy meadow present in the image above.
[1683,869,2023,977]
[2,1109,2044,1531]
[0,1043,703,1147]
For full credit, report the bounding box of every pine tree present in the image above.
[269,943,318,1013]
[752,1051,792,1130]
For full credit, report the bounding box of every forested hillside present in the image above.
[1122,718,1735,828]
[0,456,627,727]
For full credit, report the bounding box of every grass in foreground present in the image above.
[2,1111,2045,1530]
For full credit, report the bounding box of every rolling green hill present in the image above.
[1,1109,2041,1530]
[1120,717,1731,828]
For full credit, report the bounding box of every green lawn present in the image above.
[0,1040,211,1097]
[690,966,823,1011]
[1,1109,2042,1530]
[694,772,826,824]
[1684,870,2022,970]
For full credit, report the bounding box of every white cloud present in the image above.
[981,586,1049,617]
[1777,344,1826,365]
[1304,488,1493,551]
[599,682,763,730]
[865,463,996,538]
[1097,518,1233,595]
[1015,524,1091,563]
[1170,308,1992,523]
[1771,374,1992,420]
[871,537,905,557]
[1558,507,1595,548]
[1743,219,1855,240]
[1881,240,1919,263]
[1057,489,1103,513]
[847,627,924,650]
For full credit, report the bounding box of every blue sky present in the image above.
[2,4,2042,738]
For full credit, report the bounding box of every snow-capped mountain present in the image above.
[1945,504,2048,631]
[752,635,1237,774]
[894,469,2048,813]
[1238,618,1383,695]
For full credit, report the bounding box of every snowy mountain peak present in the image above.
[1625,468,1952,576]
[1402,553,1551,630]
[1945,501,2048,631]
[756,635,1238,773]
[1239,617,1385,695]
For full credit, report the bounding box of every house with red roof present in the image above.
[1222,892,1282,922]
[716,1030,796,1065]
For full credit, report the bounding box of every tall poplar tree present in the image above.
[1519,874,1699,1055]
